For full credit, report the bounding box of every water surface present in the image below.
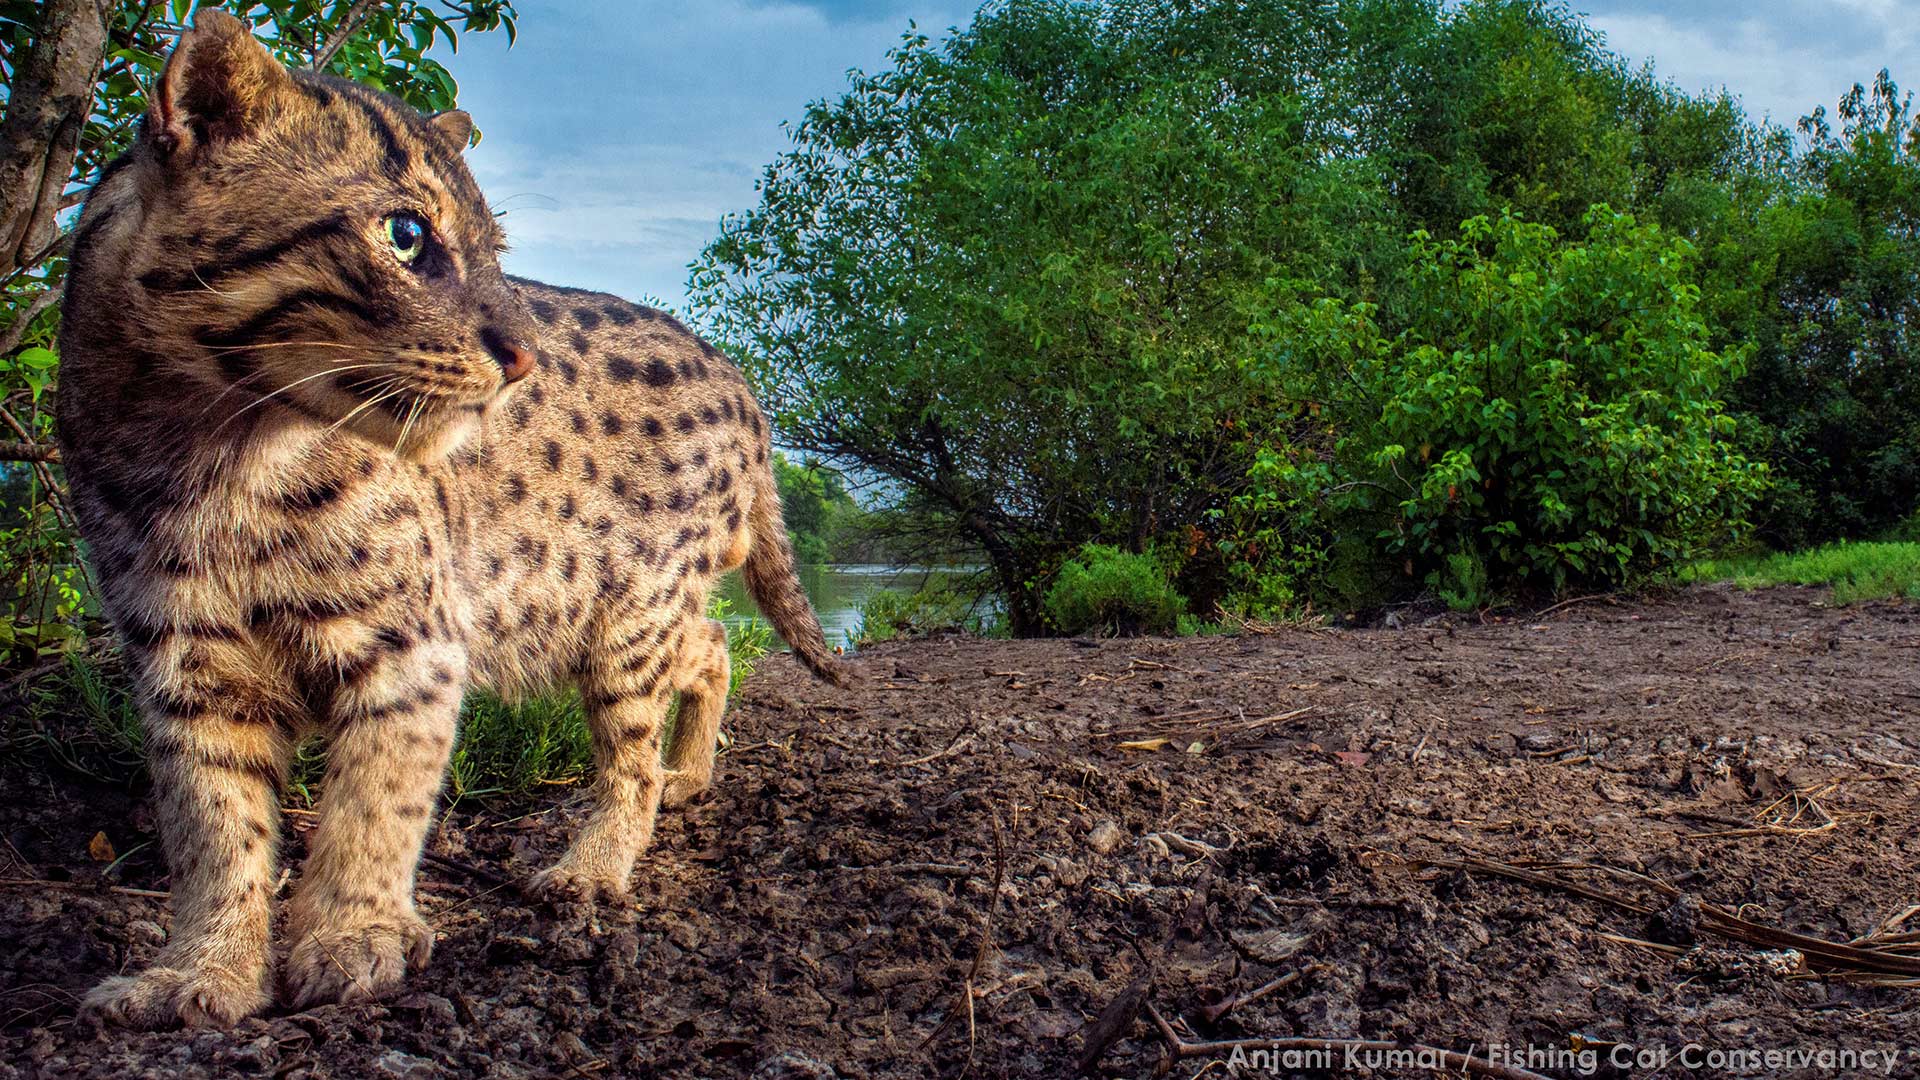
[716,564,962,650]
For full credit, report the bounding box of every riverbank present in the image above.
[3,583,1917,1078]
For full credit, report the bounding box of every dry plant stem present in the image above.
[920,809,1008,1067]
[0,439,58,462]
[1144,1003,1554,1080]
[1535,593,1612,618]
[419,851,513,889]
[0,288,59,356]
[1195,965,1318,1024]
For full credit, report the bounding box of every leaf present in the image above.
[88,831,115,863]
[16,346,58,370]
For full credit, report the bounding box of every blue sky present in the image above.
[439,0,1917,311]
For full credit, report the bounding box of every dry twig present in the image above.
[920,809,1009,1071]
[1409,855,1920,977]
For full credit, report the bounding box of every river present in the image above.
[714,564,967,650]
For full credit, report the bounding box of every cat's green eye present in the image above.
[384,213,429,266]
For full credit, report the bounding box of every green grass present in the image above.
[1680,541,1920,604]
[11,598,773,806]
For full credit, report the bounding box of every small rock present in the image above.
[1229,926,1314,964]
[391,993,457,1027]
[227,1035,279,1071]
[752,1051,837,1080]
[551,1031,592,1064]
[1086,820,1126,855]
[1518,733,1558,753]
[126,919,167,947]
[373,1050,441,1079]
[1648,894,1701,947]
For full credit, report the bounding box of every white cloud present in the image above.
[1583,2,1915,128]
[441,0,967,307]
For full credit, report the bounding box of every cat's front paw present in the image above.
[660,770,712,809]
[282,917,432,1010]
[83,961,270,1029]
[526,861,631,904]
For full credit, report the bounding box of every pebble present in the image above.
[752,1051,837,1080]
[1085,820,1125,855]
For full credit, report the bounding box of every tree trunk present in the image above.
[965,511,1041,636]
[0,0,109,279]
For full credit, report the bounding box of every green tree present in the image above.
[1340,0,1759,245]
[770,452,858,565]
[1730,71,1920,545]
[690,0,1396,631]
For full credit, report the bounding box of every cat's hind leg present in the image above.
[527,615,679,902]
[663,617,730,808]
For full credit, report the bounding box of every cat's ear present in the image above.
[428,110,476,151]
[151,9,291,156]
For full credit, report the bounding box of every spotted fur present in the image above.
[55,11,843,1029]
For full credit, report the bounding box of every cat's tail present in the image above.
[741,466,850,686]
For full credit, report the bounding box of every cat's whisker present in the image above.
[216,363,397,431]
[392,394,426,456]
[189,266,247,298]
[194,365,280,421]
[201,340,375,353]
[323,382,408,439]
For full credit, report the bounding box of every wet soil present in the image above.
[3,584,1918,1079]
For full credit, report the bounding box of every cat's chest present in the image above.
[120,440,469,616]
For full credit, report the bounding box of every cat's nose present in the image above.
[480,326,536,384]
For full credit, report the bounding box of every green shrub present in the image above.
[855,585,980,645]
[1246,208,1767,601]
[1043,544,1186,636]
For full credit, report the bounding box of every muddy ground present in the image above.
[3,584,1918,1079]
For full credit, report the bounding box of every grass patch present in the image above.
[9,598,774,806]
[1680,541,1920,604]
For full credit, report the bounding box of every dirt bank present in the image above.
[3,584,1918,1078]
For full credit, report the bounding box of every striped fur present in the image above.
[55,10,842,1030]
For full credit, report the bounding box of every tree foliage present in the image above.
[769,452,860,565]
[1730,71,1920,546]
[693,0,1397,630]
[691,0,1814,624]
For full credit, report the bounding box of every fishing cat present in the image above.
[55,9,843,1028]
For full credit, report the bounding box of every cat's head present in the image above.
[66,9,539,461]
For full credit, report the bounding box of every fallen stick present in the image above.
[0,877,169,899]
[920,809,1008,1065]
[1534,593,1612,619]
[420,851,514,889]
[1145,1003,1553,1080]
[899,732,977,767]
[1195,964,1321,1024]
[839,861,975,877]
